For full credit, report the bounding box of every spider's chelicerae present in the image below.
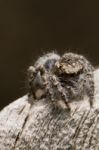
[27,52,94,111]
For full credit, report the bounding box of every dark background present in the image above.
[0,1,99,110]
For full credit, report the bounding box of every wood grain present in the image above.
[0,70,99,150]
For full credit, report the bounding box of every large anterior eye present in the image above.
[58,70,82,85]
[67,73,77,78]
[58,73,77,79]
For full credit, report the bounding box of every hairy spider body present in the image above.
[27,52,94,110]
[54,53,94,107]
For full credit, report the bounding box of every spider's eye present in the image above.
[59,73,76,78]
[58,70,81,81]
[68,73,76,77]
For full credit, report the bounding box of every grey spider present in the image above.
[27,52,94,111]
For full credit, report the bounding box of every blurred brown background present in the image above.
[0,1,99,110]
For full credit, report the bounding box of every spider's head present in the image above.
[54,53,84,75]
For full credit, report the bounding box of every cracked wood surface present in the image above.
[0,70,99,150]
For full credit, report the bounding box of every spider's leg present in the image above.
[87,81,94,108]
[48,75,71,110]
[55,82,70,111]
[45,76,55,102]
[27,66,36,97]
[84,73,94,108]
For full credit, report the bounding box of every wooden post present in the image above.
[0,70,99,150]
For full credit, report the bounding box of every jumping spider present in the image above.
[27,52,94,111]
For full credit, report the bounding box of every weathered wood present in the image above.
[0,70,99,150]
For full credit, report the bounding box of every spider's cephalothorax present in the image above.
[54,53,94,107]
[27,52,94,111]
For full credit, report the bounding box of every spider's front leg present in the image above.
[84,73,94,108]
[46,75,71,111]
[27,65,47,99]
